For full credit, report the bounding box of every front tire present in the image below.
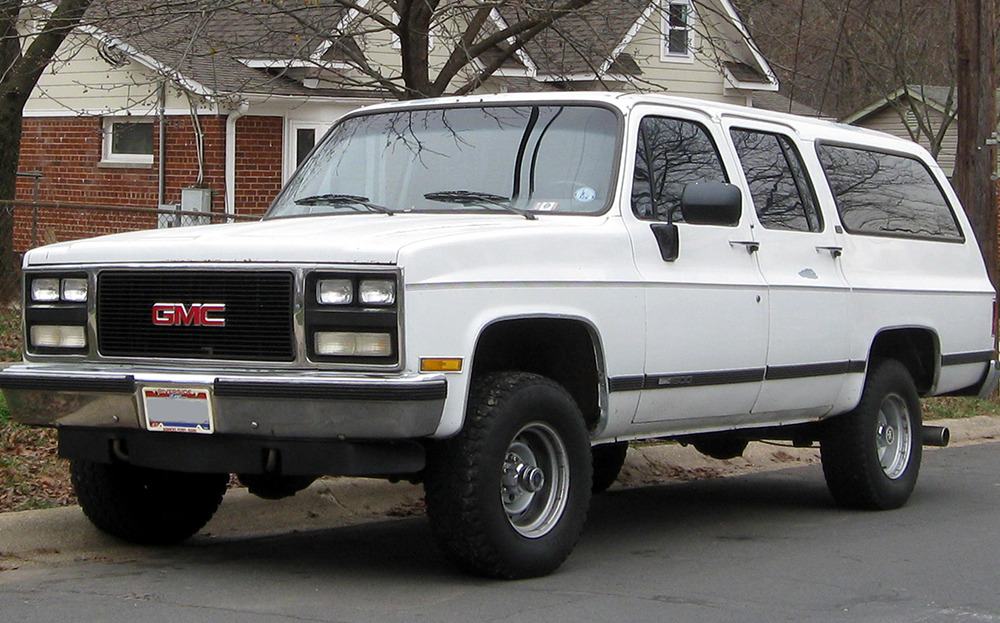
[820,359,923,510]
[71,460,228,545]
[591,442,628,494]
[424,372,592,579]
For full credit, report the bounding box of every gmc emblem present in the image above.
[152,302,226,327]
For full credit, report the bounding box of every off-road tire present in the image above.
[71,460,229,545]
[820,359,923,510]
[424,372,592,579]
[591,442,628,493]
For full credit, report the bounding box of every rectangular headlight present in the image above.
[61,278,89,302]
[314,331,392,357]
[317,279,354,305]
[31,278,61,302]
[30,325,87,349]
[359,279,396,306]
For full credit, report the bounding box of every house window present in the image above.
[102,118,154,164]
[662,0,694,61]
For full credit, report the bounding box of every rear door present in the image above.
[723,119,851,424]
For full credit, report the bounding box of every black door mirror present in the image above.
[680,182,742,226]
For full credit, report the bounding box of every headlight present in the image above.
[359,280,396,306]
[314,331,393,357]
[31,278,61,302]
[61,278,89,302]
[31,277,89,302]
[30,325,87,349]
[317,279,354,305]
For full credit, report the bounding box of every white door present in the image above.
[624,109,768,429]
[723,120,851,424]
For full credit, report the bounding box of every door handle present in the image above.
[816,245,843,258]
[729,240,760,254]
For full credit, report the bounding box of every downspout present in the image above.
[225,101,249,217]
[157,81,167,208]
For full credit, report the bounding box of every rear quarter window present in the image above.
[816,143,963,241]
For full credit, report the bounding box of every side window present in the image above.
[632,116,728,222]
[730,129,822,232]
[817,144,962,241]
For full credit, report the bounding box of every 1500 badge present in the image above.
[151,302,226,327]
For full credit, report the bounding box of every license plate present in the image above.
[142,387,214,434]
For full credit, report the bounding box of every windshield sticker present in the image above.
[533,201,559,212]
[574,187,597,203]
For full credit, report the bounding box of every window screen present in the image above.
[632,116,727,222]
[817,144,962,240]
[111,122,153,155]
[731,129,822,232]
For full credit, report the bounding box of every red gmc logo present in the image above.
[152,302,226,327]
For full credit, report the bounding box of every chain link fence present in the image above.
[0,198,259,326]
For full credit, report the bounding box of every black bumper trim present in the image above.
[0,373,136,394]
[213,379,447,401]
[58,427,426,476]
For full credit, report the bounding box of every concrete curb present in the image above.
[0,415,998,570]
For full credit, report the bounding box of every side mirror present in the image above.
[680,182,742,226]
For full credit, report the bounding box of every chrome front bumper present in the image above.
[0,364,447,440]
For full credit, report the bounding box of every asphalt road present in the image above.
[2,442,999,623]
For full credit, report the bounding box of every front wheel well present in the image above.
[470,318,603,430]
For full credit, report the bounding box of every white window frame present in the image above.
[101,117,155,165]
[660,0,696,63]
[284,120,333,181]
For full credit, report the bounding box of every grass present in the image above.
[922,395,1000,420]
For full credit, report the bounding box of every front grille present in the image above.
[97,271,295,362]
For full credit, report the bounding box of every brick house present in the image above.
[14,0,777,252]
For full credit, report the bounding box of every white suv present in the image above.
[2,92,997,579]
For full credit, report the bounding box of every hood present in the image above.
[22,213,601,267]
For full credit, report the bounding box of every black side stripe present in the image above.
[941,351,995,366]
[765,361,851,380]
[609,360,868,392]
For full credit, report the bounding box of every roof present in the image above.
[83,0,379,99]
[497,0,649,77]
[842,85,959,124]
[75,0,776,100]
[750,90,826,118]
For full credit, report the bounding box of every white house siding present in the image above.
[609,6,746,104]
[23,31,187,117]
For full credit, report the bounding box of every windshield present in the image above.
[266,104,621,219]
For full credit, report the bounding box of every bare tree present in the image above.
[954,0,997,290]
[1,0,92,299]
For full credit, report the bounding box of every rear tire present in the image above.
[820,359,922,510]
[424,372,592,579]
[71,460,228,545]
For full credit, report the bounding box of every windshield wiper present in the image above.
[423,190,536,221]
[293,193,394,215]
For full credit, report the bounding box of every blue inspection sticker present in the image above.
[574,186,597,203]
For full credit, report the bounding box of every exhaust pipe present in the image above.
[923,425,950,447]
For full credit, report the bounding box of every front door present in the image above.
[624,108,768,429]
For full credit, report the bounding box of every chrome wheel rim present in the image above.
[501,422,570,538]
[876,393,912,480]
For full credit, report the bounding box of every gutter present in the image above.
[157,82,167,208]
[224,102,249,217]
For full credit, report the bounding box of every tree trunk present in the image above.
[0,93,24,303]
[954,0,998,292]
